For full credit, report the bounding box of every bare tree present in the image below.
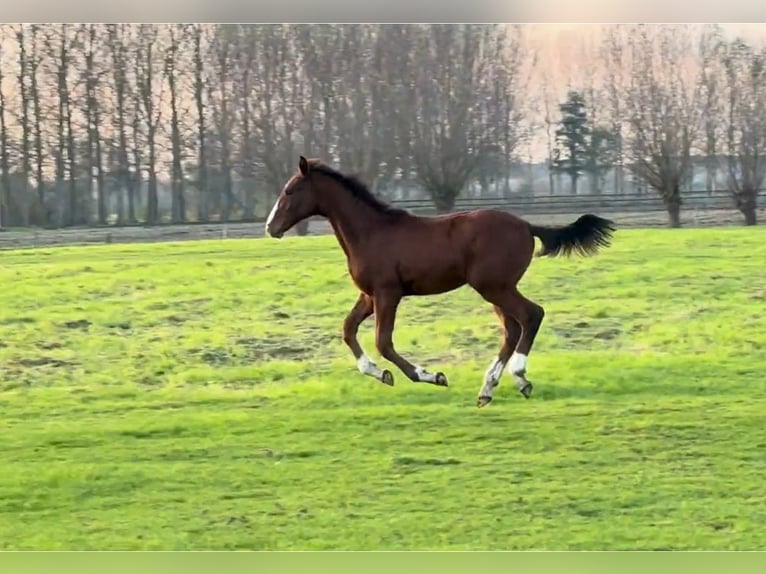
[369,25,413,191]
[621,25,703,227]
[540,70,558,195]
[28,25,47,223]
[15,25,32,226]
[720,37,766,225]
[252,25,303,213]
[209,25,237,221]
[81,24,108,224]
[408,25,528,212]
[601,25,629,196]
[293,24,339,162]
[0,29,10,227]
[233,24,258,219]
[699,25,725,196]
[130,80,143,222]
[165,24,188,223]
[106,24,135,223]
[43,24,82,226]
[191,23,210,222]
[335,25,383,188]
[283,24,337,235]
[134,24,163,224]
[492,26,533,196]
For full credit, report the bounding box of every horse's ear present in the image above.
[299,156,310,176]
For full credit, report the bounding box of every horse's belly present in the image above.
[403,266,465,296]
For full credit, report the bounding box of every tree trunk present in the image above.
[147,142,158,224]
[167,29,185,224]
[743,205,757,226]
[145,92,158,221]
[194,26,209,222]
[17,27,31,226]
[547,161,555,195]
[740,192,757,226]
[590,173,600,195]
[706,163,716,196]
[130,105,141,222]
[108,24,131,224]
[94,121,106,224]
[169,78,185,223]
[85,25,106,225]
[430,185,459,213]
[30,27,45,225]
[65,97,77,226]
[240,104,255,220]
[0,52,9,227]
[666,193,682,228]
[129,139,139,223]
[613,130,623,195]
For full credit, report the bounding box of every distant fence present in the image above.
[392,188,765,215]
[0,187,763,251]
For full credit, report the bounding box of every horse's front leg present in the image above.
[372,290,448,387]
[342,292,394,386]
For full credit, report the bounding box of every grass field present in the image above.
[1,227,765,550]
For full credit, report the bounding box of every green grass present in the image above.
[1,227,765,550]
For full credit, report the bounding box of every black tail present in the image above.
[528,214,616,258]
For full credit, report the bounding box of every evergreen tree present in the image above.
[552,91,589,195]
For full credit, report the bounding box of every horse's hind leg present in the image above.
[476,305,521,407]
[476,287,544,407]
[343,292,394,386]
[372,291,448,387]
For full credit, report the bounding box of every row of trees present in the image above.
[0,23,530,229]
[547,25,766,226]
[0,24,763,229]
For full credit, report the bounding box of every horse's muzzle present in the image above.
[265,225,284,239]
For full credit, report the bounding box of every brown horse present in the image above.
[266,156,615,407]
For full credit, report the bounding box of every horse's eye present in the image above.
[285,186,294,195]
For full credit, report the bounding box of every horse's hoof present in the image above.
[519,382,533,399]
[477,395,492,408]
[435,372,448,387]
[381,370,395,386]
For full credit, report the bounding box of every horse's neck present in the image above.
[328,219,353,259]
[320,190,384,258]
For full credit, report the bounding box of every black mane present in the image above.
[312,163,407,219]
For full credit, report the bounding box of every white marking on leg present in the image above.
[479,356,506,399]
[357,354,384,379]
[508,352,529,390]
[508,352,528,375]
[413,365,439,383]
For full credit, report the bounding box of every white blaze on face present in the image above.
[266,176,299,236]
[265,196,281,231]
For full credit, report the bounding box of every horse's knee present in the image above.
[530,303,545,328]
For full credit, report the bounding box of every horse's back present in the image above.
[414,208,530,241]
[404,207,533,263]
[415,207,528,227]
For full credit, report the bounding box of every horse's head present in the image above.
[265,156,322,239]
